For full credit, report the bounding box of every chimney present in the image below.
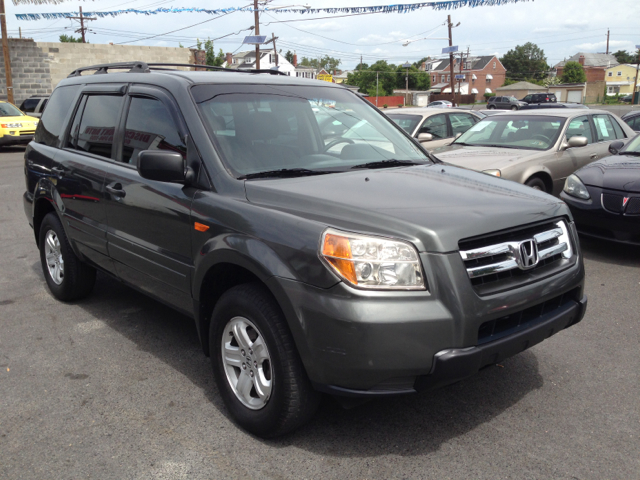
[293,53,298,67]
[194,50,206,70]
[226,52,233,65]
[578,55,585,66]
[421,62,426,71]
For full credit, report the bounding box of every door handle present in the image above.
[106,183,126,198]
[590,154,598,159]
[51,167,64,178]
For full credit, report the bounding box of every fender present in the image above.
[519,165,554,186]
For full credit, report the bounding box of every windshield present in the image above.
[0,103,25,117]
[193,84,431,178]
[453,115,566,151]
[387,114,422,134]
[623,134,640,154]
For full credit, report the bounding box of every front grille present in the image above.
[19,130,35,136]
[459,219,575,295]
[477,288,580,345]
[626,197,640,215]
[602,193,624,213]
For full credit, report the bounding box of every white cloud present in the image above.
[573,40,634,51]
[297,38,325,47]
[312,22,343,32]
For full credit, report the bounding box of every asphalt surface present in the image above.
[1,147,639,479]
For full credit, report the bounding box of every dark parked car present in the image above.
[19,95,49,118]
[487,96,528,110]
[620,94,633,103]
[24,61,587,437]
[519,102,588,111]
[621,111,640,132]
[521,93,557,104]
[561,134,640,244]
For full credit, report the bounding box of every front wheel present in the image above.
[487,105,495,109]
[210,283,320,437]
[511,106,518,111]
[525,177,547,192]
[39,212,96,301]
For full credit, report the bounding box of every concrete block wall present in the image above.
[37,42,195,89]
[0,38,53,105]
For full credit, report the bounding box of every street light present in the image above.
[402,37,448,47]
[403,62,411,105]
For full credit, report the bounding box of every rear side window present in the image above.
[593,114,623,142]
[68,95,124,158]
[20,98,40,113]
[626,115,640,131]
[34,86,77,147]
[121,96,186,165]
[609,116,626,139]
[449,113,477,136]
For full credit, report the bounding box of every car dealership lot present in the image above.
[1,148,638,479]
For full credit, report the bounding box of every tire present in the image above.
[488,105,495,109]
[39,212,96,301]
[511,106,518,111]
[210,283,320,438]
[525,177,547,193]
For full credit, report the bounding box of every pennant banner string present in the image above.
[15,0,532,21]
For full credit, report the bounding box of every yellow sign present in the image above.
[317,74,333,82]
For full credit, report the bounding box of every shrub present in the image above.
[484,93,496,99]
[383,104,388,108]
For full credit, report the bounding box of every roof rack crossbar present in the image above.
[68,62,288,77]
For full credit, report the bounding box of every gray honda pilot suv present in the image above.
[23,62,587,437]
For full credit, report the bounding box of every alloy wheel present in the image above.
[44,230,64,285]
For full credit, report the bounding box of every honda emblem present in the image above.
[518,240,539,269]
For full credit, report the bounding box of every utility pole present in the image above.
[254,0,261,70]
[271,33,278,67]
[458,50,464,99]
[69,6,96,43]
[360,55,362,70]
[606,29,610,55]
[0,0,14,104]
[447,15,456,105]
[633,46,640,105]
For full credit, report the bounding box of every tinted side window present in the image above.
[627,116,640,131]
[449,113,477,136]
[74,95,124,158]
[40,99,48,112]
[609,115,626,139]
[121,97,186,165]
[566,116,593,144]
[34,86,77,147]
[21,98,40,112]
[419,114,448,139]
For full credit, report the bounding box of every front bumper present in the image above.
[0,133,33,146]
[271,235,585,395]
[561,189,640,245]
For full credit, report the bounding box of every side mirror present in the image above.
[608,140,625,155]
[560,136,588,151]
[137,150,186,183]
[418,132,433,142]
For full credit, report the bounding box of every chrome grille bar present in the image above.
[459,220,573,280]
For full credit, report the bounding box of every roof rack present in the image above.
[67,61,288,78]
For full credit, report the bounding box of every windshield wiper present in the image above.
[350,159,421,169]
[238,168,334,180]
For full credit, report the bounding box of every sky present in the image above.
[5,0,640,70]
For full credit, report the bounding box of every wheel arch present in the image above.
[523,169,554,193]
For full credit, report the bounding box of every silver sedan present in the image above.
[432,109,636,195]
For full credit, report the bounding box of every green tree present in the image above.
[284,50,294,64]
[197,38,225,67]
[612,49,639,64]
[500,42,549,81]
[561,61,587,83]
[346,60,396,96]
[395,64,430,90]
[299,55,342,72]
[59,34,83,43]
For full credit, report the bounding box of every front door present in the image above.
[103,86,195,314]
[417,113,452,149]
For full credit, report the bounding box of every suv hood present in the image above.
[432,144,542,172]
[244,164,568,253]
[576,155,640,193]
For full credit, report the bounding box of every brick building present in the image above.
[424,55,506,95]
[554,53,619,82]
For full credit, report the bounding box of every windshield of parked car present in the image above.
[387,114,423,134]
[623,134,640,155]
[452,115,566,151]
[0,103,25,117]
[193,84,431,178]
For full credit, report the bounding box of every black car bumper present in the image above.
[561,190,640,245]
[0,134,33,146]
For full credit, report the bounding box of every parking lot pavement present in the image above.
[1,147,638,479]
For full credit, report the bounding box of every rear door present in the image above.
[50,85,126,272]
[591,113,628,159]
[103,85,195,313]
[448,112,479,138]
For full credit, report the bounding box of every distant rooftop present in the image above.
[554,53,619,68]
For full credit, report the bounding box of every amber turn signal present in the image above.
[194,222,210,232]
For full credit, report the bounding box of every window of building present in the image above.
[486,78,491,85]
[617,71,622,76]
[607,86,620,95]
[493,62,496,69]
[121,97,186,165]
[607,71,613,77]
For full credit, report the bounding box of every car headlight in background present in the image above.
[320,229,425,290]
[1,123,23,128]
[483,169,501,177]
[563,174,590,200]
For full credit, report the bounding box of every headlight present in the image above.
[1,123,22,128]
[563,174,590,200]
[483,169,501,177]
[320,229,425,290]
